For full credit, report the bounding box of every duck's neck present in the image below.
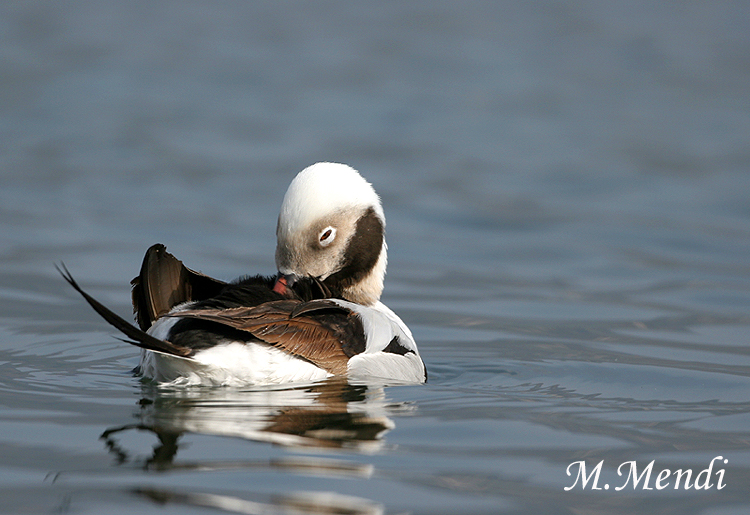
[340,243,387,306]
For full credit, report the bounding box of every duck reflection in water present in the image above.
[101,379,402,513]
[101,378,407,472]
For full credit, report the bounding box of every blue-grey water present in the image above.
[2,2,749,514]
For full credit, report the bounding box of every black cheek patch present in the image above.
[324,207,383,297]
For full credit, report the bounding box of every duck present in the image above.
[59,162,426,386]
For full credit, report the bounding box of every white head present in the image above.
[275,162,387,306]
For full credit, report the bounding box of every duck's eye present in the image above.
[319,226,336,246]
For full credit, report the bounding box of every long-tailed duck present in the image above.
[59,162,426,386]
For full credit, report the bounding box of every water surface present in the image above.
[1,2,749,514]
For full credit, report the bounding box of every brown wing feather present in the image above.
[169,300,358,375]
[131,244,227,330]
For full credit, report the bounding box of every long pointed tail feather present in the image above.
[57,263,193,358]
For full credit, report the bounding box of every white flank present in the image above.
[348,352,426,384]
[139,343,331,387]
